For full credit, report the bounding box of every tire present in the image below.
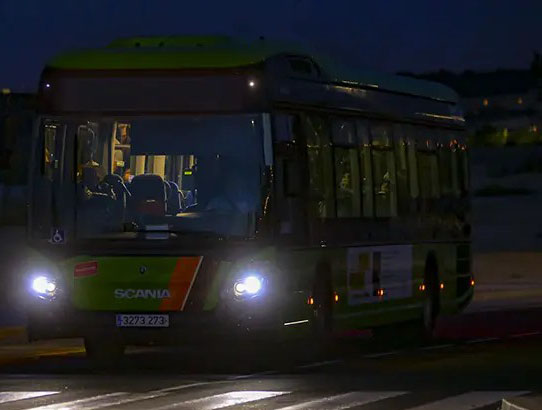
[84,333,125,367]
[421,254,440,339]
[311,265,334,346]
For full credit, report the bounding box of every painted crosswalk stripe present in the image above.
[153,390,289,410]
[0,391,59,404]
[404,391,530,410]
[31,392,128,410]
[276,391,407,410]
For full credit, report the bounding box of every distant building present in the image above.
[399,69,542,145]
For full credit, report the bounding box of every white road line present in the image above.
[296,359,342,369]
[404,391,530,410]
[276,391,407,410]
[153,390,289,410]
[283,319,310,326]
[363,350,401,358]
[419,344,454,351]
[465,337,500,344]
[154,381,223,394]
[0,391,59,404]
[31,392,127,410]
[509,331,542,338]
[228,370,278,380]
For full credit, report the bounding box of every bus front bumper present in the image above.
[26,299,308,345]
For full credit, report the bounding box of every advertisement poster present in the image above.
[347,245,413,305]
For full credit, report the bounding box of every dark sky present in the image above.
[1,0,541,92]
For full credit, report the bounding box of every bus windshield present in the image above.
[39,114,264,240]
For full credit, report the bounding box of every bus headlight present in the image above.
[30,273,58,299]
[233,275,264,298]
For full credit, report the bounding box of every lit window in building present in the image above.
[531,125,538,133]
[482,98,489,107]
[517,97,523,105]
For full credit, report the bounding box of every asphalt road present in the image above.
[0,307,541,409]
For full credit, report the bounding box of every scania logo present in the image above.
[139,266,147,274]
[114,289,171,299]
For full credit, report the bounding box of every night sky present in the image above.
[1,0,541,92]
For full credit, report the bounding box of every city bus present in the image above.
[24,36,472,361]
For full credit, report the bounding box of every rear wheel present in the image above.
[421,255,440,339]
[311,265,334,351]
[84,333,125,367]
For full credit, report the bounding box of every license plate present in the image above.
[116,314,169,328]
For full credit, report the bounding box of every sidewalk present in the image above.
[501,395,542,410]
[467,252,542,313]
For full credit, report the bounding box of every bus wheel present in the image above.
[84,333,125,367]
[421,255,440,339]
[311,266,334,347]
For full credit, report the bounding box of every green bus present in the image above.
[24,36,472,360]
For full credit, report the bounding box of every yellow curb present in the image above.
[0,326,26,340]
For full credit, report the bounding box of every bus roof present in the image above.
[46,35,459,103]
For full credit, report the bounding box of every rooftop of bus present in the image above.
[45,35,459,104]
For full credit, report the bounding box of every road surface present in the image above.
[0,307,540,409]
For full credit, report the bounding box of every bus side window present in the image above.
[370,122,397,218]
[43,124,57,180]
[437,131,454,197]
[357,120,374,217]
[304,115,335,218]
[405,126,420,203]
[417,128,441,208]
[458,143,469,197]
[332,118,360,218]
[393,124,410,215]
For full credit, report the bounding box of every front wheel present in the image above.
[84,333,125,367]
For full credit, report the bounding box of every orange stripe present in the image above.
[159,256,203,311]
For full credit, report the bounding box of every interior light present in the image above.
[248,80,256,88]
[45,83,51,89]
[419,284,426,291]
[334,293,339,303]
[308,296,314,305]
[440,283,445,290]
[470,279,475,287]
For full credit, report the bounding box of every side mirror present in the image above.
[283,159,301,197]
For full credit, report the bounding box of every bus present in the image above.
[24,36,472,361]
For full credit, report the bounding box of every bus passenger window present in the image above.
[305,116,335,218]
[458,145,469,196]
[438,133,454,197]
[418,152,440,200]
[42,124,58,180]
[370,123,397,218]
[393,124,410,214]
[357,121,373,217]
[332,119,360,218]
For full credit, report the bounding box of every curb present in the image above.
[0,326,27,345]
[501,396,542,410]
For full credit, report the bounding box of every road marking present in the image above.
[276,391,407,410]
[0,391,59,404]
[296,359,342,369]
[404,391,530,410]
[283,319,310,326]
[228,370,278,380]
[153,390,289,410]
[32,392,127,410]
[465,337,500,344]
[154,381,224,394]
[509,331,542,339]
[419,344,454,351]
[363,350,402,358]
